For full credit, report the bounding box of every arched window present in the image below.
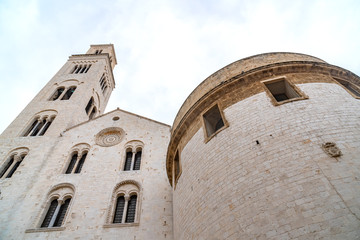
[23,112,56,137]
[123,141,143,171]
[0,148,28,179]
[61,86,76,100]
[105,181,140,226]
[64,144,89,174]
[85,97,97,120]
[39,184,74,228]
[50,87,65,101]
[99,73,109,95]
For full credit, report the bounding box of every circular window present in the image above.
[112,116,120,121]
[95,127,124,147]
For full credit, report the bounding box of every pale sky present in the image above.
[0,0,359,133]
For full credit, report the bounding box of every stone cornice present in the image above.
[166,59,360,186]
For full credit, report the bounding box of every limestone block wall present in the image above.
[1,109,173,240]
[173,83,360,239]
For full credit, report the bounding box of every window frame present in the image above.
[333,77,360,99]
[25,183,75,233]
[63,144,90,174]
[0,148,29,180]
[261,76,308,106]
[201,103,229,143]
[103,181,141,228]
[122,141,144,172]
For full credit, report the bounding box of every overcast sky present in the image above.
[0,0,359,133]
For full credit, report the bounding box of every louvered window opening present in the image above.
[0,156,14,178]
[53,198,71,227]
[124,152,132,171]
[41,199,58,227]
[74,153,87,173]
[65,153,78,174]
[61,87,76,100]
[125,195,137,223]
[71,64,91,74]
[99,74,108,94]
[133,151,142,170]
[113,196,125,223]
[50,87,65,101]
[41,198,71,228]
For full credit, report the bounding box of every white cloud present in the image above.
[0,0,359,133]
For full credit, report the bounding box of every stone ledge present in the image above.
[103,222,139,228]
[25,227,65,233]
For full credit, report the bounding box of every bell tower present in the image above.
[1,44,117,138]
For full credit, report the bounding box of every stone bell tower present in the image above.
[1,44,117,139]
[0,44,117,236]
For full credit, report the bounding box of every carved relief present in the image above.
[95,127,124,147]
[322,142,342,157]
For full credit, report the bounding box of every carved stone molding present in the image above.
[95,127,124,147]
[322,142,342,157]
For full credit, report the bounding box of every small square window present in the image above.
[262,77,307,105]
[202,104,226,139]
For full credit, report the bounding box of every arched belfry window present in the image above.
[38,184,74,229]
[50,87,65,101]
[61,86,76,100]
[0,148,29,179]
[85,97,98,120]
[23,111,57,137]
[104,181,141,227]
[123,141,144,171]
[70,64,91,74]
[64,144,90,174]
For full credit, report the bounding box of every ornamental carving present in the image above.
[322,142,342,157]
[95,127,124,147]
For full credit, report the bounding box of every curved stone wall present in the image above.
[168,53,360,239]
[174,82,360,239]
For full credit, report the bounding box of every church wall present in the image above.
[1,110,172,240]
[173,82,360,239]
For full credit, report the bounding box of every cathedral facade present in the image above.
[1,45,360,239]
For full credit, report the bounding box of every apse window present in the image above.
[202,104,226,139]
[335,78,360,98]
[262,77,306,105]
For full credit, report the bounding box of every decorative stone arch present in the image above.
[30,183,76,230]
[63,143,90,174]
[123,140,144,171]
[48,79,80,101]
[104,180,141,227]
[0,147,29,179]
[22,110,57,137]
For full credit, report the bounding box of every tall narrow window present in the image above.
[0,156,14,178]
[85,98,93,114]
[203,104,225,138]
[53,198,71,227]
[124,151,132,171]
[113,196,125,223]
[65,152,78,174]
[89,107,97,120]
[41,199,58,228]
[50,87,65,101]
[61,86,76,100]
[74,152,87,173]
[133,151,142,171]
[99,74,108,94]
[125,195,137,223]
[174,151,181,182]
[1,151,28,179]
